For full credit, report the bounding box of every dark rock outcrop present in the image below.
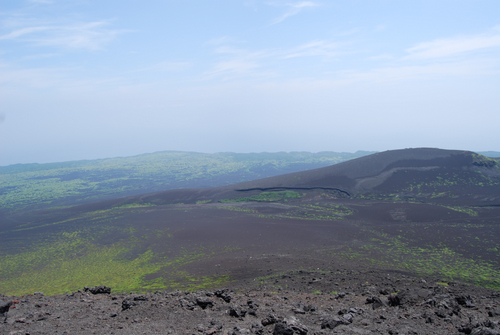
[84,286,111,294]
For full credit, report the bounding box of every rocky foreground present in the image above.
[1,269,500,335]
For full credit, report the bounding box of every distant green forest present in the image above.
[0,150,374,213]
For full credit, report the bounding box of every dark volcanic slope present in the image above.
[2,147,500,297]
[130,148,500,207]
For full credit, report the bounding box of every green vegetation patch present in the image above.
[0,235,163,295]
[326,232,500,291]
[215,202,353,221]
[219,191,303,203]
[113,202,157,209]
[0,229,232,296]
[143,272,232,292]
[302,203,354,216]
[440,205,478,217]
[472,153,498,168]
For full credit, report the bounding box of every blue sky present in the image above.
[1,0,499,165]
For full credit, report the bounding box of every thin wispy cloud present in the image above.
[134,61,191,73]
[205,37,343,79]
[214,45,247,55]
[270,1,320,25]
[203,26,500,83]
[0,26,52,40]
[283,40,342,58]
[404,32,500,60]
[204,47,270,79]
[22,53,59,60]
[0,20,128,50]
[207,58,261,77]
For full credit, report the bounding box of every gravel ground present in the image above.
[2,268,500,335]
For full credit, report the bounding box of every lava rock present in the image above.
[390,289,432,307]
[334,292,346,299]
[133,295,148,301]
[121,298,137,311]
[456,295,476,308]
[195,296,214,309]
[229,306,247,318]
[0,301,12,315]
[273,321,307,335]
[470,327,500,335]
[366,296,386,310]
[488,309,500,317]
[215,289,232,303]
[262,314,280,326]
[84,286,111,294]
[321,316,351,329]
[179,297,196,310]
[388,293,400,306]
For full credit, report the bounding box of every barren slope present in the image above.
[1,148,499,296]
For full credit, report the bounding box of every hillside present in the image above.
[115,148,500,207]
[1,148,500,298]
[0,150,373,214]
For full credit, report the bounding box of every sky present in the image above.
[1,0,500,165]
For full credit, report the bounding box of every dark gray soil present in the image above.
[2,268,500,335]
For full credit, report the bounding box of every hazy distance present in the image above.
[1,1,499,165]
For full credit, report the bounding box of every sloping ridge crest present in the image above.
[231,148,470,192]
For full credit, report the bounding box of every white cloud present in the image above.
[214,45,247,54]
[204,50,268,79]
[0,26,52,40]
[204,37,345,79]
[205,35,349,78]
[203,43,274,79]
[404,33,500,60]
[270,1,320,24]
[283,40,342,58]
[208,59,261,77]
[0,20,128,50]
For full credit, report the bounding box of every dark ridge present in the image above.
[381,153,473,172]
[235,187,351,197]
[14,148,498,213]
[75,147,500,207]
